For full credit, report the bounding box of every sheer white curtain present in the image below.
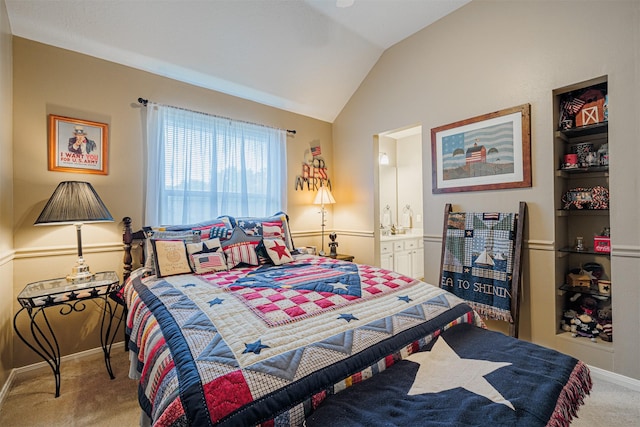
[145,103,287,226]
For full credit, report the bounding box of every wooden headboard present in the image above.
[122,217,146,282]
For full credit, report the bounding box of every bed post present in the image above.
[123,216,133,282]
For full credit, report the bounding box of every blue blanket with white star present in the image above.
[124,255,486,426]
[306,323,592,427]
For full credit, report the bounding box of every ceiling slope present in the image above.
[6,0,470,122]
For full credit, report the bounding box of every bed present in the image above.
[121,213,591,427]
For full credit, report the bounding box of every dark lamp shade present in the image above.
[34,181,113,225]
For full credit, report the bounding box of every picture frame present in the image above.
[431,104,531,193]
[48,115,108,175]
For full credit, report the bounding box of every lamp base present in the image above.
[66,258,95,283]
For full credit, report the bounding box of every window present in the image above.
[145,104,287,225]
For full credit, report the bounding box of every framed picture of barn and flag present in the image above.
[431,104,531,193]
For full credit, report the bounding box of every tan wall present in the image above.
[11,37,333,366]
[7,0,640,383]
[333,0,640,379]
[0,0,14,388]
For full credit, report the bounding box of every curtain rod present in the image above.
[137,98,296,134]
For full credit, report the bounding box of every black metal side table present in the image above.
[13,271,123,397]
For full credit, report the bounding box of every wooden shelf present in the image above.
[556,166,608,178]
[556,208,609,216]
[559,283,611,298]
[555,331,614,351]
[556,121,608,139]
[558,247,610,256]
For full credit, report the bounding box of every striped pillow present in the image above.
[223,241,260,269]
[262,221,284,239]
[222,227,262,269]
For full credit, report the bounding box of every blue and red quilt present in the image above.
[125,255,482,426]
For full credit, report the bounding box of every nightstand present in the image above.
[325,253,355,262]
[13,271,123,397]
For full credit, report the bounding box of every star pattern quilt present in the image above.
[124,255,482,426]
[306,323,592,427]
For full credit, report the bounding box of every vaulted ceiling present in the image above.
[6,0,470,122]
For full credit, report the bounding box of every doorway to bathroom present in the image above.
[375,125,424,278]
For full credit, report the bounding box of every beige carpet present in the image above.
[0,346,140,427]
[1,347,639,426]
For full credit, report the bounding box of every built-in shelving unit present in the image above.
[553,77,612,348]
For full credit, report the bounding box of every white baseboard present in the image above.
[589,365,640,392]
[0,368,16,407]
[0,341,125,407]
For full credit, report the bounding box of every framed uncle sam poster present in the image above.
[431,104,531,193]
[48,115,109,175]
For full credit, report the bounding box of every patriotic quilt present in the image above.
[124,255,483,426]
[306,323,592,427]
[441,211,518,322]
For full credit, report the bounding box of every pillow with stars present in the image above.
[186,238,228,273]
[263,238,294,265]
[222,227,262,269]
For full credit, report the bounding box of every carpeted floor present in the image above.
[0,347,639,426]
[571,372,640,427]
[0,346,140,427]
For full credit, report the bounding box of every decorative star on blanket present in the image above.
[243,339,270,355]
[338,313,358,322]
[330,282,350,292]
[406,336,514,409]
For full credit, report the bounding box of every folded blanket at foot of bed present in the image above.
[306,323,591,427]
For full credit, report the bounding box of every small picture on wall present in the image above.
[48,114,108,175]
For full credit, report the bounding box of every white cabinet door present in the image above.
[380,252,394,271]
[380,241,394,271]
[394,249,412,277]
[411,247,424,280]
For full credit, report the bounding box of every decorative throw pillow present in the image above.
[263,238,294,265]
[144,228,201,272]
[262,221,284,239]
[209,226,232,240]
[222,227,261,269]
[163,217,233,243]
[190,252,227,274]
[151,239,193,277]
[254,240,272,265]
[234,212,295,251]
[186,237,222,254]
[186,238,227,273]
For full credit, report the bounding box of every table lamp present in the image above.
[313,185,335,256]
[34,181,113,282]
